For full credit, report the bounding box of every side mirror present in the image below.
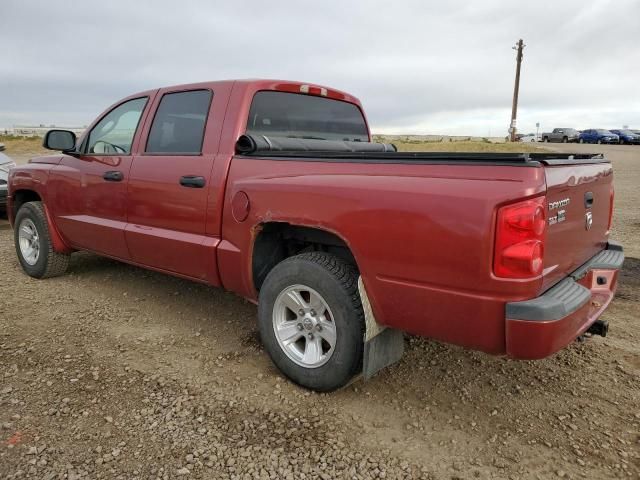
[43,129,77,152]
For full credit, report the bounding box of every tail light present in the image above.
[607,184,615,233]
[494,197,546,279]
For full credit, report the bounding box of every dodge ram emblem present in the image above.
[585,211,593,230]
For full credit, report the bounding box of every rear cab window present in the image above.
[146,90,213,154]
[246,91,368,142]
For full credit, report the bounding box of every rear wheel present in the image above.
[597,139,603,144]
[258,252,364,391]
[14,201,69,279]
[543,137,549,143]
[579,138,585,144]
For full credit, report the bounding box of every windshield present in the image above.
[617,130,634,135]
[246,91,369,142]
[596,130,613,135]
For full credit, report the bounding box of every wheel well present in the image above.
[252,223,357,291]
[12,190,41,218]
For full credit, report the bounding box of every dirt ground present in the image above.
[0,144,638,479]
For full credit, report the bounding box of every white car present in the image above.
[0,144,17,213]
[519,134,538,143]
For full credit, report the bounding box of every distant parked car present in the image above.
[518,134,538,142]
[610,129,640,145]
[541,128,579,143]
[0,144,17,213]
[578,129,619,144]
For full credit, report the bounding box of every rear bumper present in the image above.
[505,242,624,359]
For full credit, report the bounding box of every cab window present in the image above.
[86,97,148,155]
[246,91,369,142]
[145,90,212,154]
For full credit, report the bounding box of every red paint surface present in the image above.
[7,79,621,359]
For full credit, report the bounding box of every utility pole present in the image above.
[509,39,525,142]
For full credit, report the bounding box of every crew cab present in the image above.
[541,128,579,143]
[7,80,623,391]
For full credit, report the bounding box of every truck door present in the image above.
[48,96,151,258]
[125,86,228,282]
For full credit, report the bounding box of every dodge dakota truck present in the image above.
[8,80,624,391]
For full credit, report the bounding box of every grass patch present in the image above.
[374,135,545,153]
[0,135,48,157]
[0,134,546,158]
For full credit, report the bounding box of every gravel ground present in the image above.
[1,145,639,479]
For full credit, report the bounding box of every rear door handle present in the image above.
[180,175,206,188]
[103,171,124,182]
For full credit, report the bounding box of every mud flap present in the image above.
[358,277,405,380]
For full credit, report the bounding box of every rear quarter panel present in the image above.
[220,157,546,355]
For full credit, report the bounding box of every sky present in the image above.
[1,0,639,137]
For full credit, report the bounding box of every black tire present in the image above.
[543,137,549,143]
[562,136,568,143]
[14,201,69,279]
[597,139,602,144]
[579,138,585,144]
[258,252,364,391]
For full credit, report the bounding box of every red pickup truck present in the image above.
[8,80,623,391]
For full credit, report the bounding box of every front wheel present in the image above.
[14,201,69,279]
[562,137,568,143]
[258,252,364,391]
[597,139,603,144]
[579,138,585,144]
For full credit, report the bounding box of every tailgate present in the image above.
[542,160,614,291]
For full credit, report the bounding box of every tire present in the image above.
[14,201,69,279]
[579,138,585,144]
[597,139,602,144]
[562,137,568,143]
[543,137,549,143]
[258,252,364,391]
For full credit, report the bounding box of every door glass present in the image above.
[86,97,148,155]
[146,90,212,154]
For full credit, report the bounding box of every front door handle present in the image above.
[180,175,206,188]
[103,171,124,182]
